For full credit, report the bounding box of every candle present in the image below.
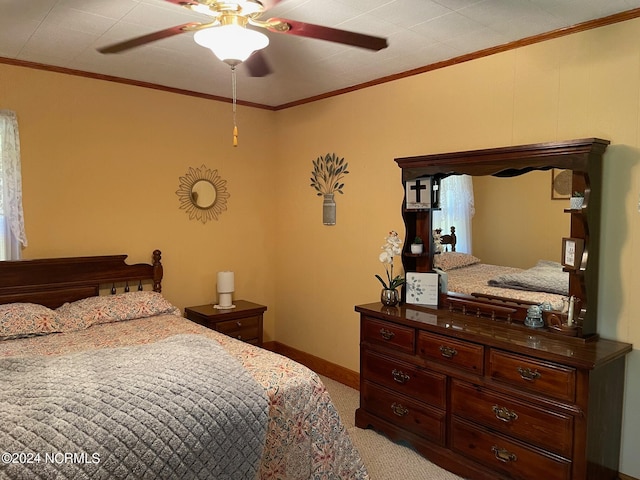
[567,296,575,326]
[217,271,234,293]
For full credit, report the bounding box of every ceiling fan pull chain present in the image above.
[231,65,238,147]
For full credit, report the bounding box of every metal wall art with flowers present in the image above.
[309,153,349,225]
[375,230,405,306]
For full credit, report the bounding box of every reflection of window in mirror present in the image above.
[432,175,475,253]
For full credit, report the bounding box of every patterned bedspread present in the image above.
[446,263,566,310]
[1,335,268,480]
[0,315,369,480]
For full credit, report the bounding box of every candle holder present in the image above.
[546,311,579,336]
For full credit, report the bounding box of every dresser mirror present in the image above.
[395,138,609,339]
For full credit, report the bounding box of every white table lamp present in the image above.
[215,271,236,309]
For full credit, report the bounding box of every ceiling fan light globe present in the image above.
[194,25,269,64]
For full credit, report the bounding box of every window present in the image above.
[0,110,27,260]
[432,175,475,253]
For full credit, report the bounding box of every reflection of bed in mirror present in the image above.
[434,225,569,311]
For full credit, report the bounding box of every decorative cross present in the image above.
[410,180,428,203]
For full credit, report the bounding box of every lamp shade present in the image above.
[194,25,269,64]
[217,271,235,293]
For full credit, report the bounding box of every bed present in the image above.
[433,229,568,311]
[0,251,368,480]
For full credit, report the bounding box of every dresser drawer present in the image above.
[215,315,260,341]
[450,379,574,457]
[489,350,576,402]
[362,350,446,409]
[361,317,415,354]
[361,381,445,444]
[418,331,484,374]
[451,418,571,480]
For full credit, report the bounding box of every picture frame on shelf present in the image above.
[561,237,584,269]
[405,178,432,209]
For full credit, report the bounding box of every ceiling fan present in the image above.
[97,0,389,77]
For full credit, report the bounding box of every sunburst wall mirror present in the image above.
[176,165,230,223]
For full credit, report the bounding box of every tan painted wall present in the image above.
[473,171,570,268]
[2,14,640,478]
[273,19,640,478]
[0,63,279,340]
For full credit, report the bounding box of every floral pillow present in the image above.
[56,291,181,330]
[0,303,64,340]
[433,252,481,271]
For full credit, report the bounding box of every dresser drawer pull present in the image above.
[492,405,518,423]
[439,345,457,359]
[391,402,409,417]
[517,366,541,381]
[491,446,517,463]
[391,369,410,384]
[380,328,395,340]
[236,321,242,327]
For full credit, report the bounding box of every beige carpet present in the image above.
[320,376,465,480]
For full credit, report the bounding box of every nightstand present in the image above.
[184,300,266,346]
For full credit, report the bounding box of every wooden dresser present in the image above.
[355,302,632,480]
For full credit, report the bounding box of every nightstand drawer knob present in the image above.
[237,335,242,340]
[236,321,242,327]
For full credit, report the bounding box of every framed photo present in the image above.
[551,168,572,200]
[561,237,584,269]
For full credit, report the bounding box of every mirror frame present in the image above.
[176,165,230,224]
[395,138,610,339]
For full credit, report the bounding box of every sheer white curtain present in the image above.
[433,175,475,253]
[0,110,27,260]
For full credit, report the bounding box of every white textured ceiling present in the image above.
[2,0,640,108]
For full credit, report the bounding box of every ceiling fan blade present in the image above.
[244,50,272,77]
[163,0,200,5]
[260,0,284,9]
[267,18,388,51]
[97,22,202,54]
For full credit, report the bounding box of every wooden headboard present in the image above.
[0,250,163,308]
[435,227,457,252]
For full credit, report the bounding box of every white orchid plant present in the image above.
[375,230,405,290]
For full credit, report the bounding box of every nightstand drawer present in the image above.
[361,317,415,354]
[418,331,484,374]
[451,418,571,480]
[361,380,445,445]
[184,301,266,346]
[362,350,446,409]
[216,315,260,341]
[451,379,573,457]
[489,349,576,402]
